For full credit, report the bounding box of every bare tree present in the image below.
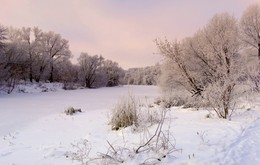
[240,4,260,90]
[1,42,27,93]
[0,25,6,51]
[157,13,242,119]
[192,13,241,119]
[156,39,203,97]
[0,25,7,85]
[53,58,78,84]
[240,4,260,59]
[78,53,104,88]
[5,27,48,82]
[16,27,45,82]
[40,31,71,82]
[102,60,124,87]
[0,25,7,68]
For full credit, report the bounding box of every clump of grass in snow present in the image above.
[65,106,82,115]
[110,95,138,130]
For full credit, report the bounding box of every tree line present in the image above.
[0,26,159,93]
[124,64,161,85]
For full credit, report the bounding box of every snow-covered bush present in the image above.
[65,107,82,115]
[65,139,91,164]
[110,95,138,130]
[137,106,162,130]
[62,82,82,90]
[154,95,185,108]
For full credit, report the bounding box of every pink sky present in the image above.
[0,0,259,69]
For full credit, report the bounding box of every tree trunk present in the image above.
[29,64,33,83]
[258,41,260,60]
[49,64,54,83]
[222,84,234,119]
[35,77,40,83]
[85,80,91,88]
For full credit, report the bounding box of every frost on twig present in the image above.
[135,109,181,161]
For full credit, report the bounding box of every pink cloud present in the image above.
[0,0,259,69]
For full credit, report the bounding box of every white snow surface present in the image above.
[0,84,260,165]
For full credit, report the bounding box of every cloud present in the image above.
[0,0,259,68]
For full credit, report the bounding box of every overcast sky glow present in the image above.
[0,0,259,69]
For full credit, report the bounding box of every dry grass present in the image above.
[110,95,138,130]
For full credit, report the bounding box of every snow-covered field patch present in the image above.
[0,82,65,94]
[0,85,259,165]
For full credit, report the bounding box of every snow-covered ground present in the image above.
[0,85,259,165]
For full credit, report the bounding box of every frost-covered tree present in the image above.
[52,58,78,84]
[240,4,260,59]
[156,39,203,96]
[7,27,45,82]
[0,26,30,92]
[1,42,28,93]
[102,60,124,87]
[0,25,6,51]
[157,13,242,119]
[240,4,260,90]
[0,25,7,84]
[78,53,104,88]
[124,65,160,85]
[0,25,7,63]
[40,31,71,82]
[0,23,126,91]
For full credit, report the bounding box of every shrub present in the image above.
[154,96,185,108]
[138,106,161,127]
[63,83,80,90]
[110,95,138,130]
[65,107,82,115]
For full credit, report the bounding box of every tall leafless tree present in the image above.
[78,53,103,88]
[240,4,260,59]
[157,13,241,119]
[40,31,71,82]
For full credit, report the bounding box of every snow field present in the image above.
[0,85,259,165]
